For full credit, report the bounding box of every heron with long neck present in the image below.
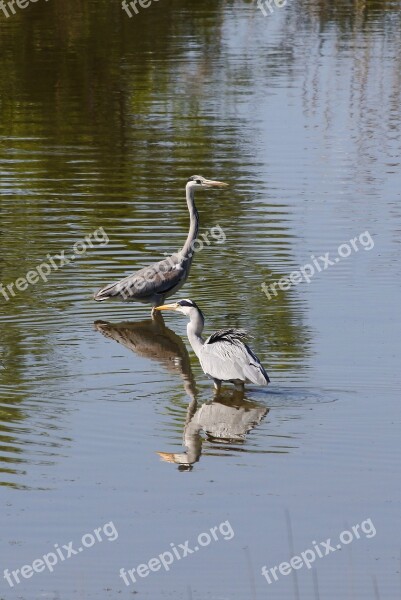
[156,299,270,392]
[94,176,228,313]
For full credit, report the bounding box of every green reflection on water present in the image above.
[0,0,398,488]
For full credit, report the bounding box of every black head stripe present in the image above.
[178,300,194,307]
[178,299,205,322]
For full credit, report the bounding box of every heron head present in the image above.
[155,299,205,321]
[186,175,228,190]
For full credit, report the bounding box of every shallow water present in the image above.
[0,1,400,598]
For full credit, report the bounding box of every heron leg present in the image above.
[151,304,162,319]
[151,298,165,318]
[213,379,222,393]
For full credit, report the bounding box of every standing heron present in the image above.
[155,299,270,391]
[94,176,228,312]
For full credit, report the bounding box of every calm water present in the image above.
[1,1,400,598]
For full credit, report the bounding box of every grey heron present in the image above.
[94,176,228,312]
[155,299,270,391]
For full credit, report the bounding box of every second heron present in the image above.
[94,175,228,312]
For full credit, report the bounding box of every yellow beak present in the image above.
[154,303,178,311]
[203,179,229,188]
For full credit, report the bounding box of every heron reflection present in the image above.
[94,310,196,399]
[158,392,269,471]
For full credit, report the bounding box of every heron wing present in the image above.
[201,331,269,385]
[94,256,185,301]
[205,328,249,345]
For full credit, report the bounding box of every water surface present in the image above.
[0,1,400,598]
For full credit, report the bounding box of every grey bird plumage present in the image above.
[93,176,228,312]
[155,299,270,391]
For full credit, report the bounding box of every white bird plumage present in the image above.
[155,299,270,391]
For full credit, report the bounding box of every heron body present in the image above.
[156,299,270,391]
[94,176,227,311]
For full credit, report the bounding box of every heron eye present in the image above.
[196,179,202,185]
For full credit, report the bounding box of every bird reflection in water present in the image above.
[94,312,268,471]
[158,393,268,471]
[94,310,196,399]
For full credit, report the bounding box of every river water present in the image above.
[0,1,400,598]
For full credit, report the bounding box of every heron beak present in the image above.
[154,303,178,311]
[203,179,229,188]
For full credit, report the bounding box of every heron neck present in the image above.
[186,312,204,357]
[181,185,199,260]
